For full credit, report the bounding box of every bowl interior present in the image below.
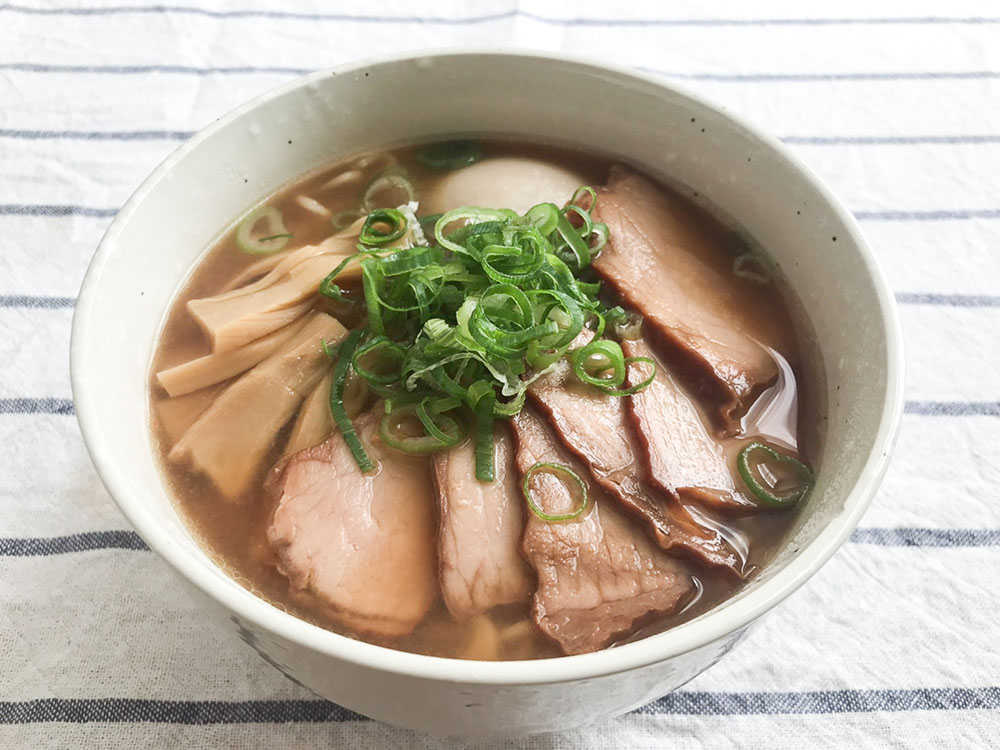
[72,50,902,682]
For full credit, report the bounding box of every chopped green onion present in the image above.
[468,381,495,481]
[359,258,386,337]
[525,202,560,235]
[319,254,359,302]
[359,208,408,246]
[555,212,591,269]
[595,356,657,397]
[588,222,609,256]
[379,246,435,277]
[351,336,406,386]
[329,328,374,473]
[415,398,462,444]
[377,402,465,453]
[415,140,483,171]
[571,339,626,388]
[736,441,814,508]
[522,462,590,522]
[317,185,646,477]
[361,172,416,211]
[320,338,341,359]
[612,310,643,340]
[235,206,292,254]
[568,186,597,212]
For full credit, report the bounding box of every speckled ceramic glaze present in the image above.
[71,49,904,736]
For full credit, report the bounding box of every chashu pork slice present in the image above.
[528,346,745,577]
[510,408,694,655]
[267,413,438,638]
[622,338,755,515]
[433,429,533,621]
[593,166,781,433]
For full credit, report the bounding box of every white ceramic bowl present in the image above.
[71,49,904,736]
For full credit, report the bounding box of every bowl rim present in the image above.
[71,46,905,686]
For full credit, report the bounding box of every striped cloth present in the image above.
[2,1,999,747]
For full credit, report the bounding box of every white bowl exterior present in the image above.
[71,50,903,736]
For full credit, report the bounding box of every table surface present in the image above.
[2,1,999,747]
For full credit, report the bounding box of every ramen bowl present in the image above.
[71,49,903,736]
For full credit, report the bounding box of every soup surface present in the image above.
[150,139,823,660]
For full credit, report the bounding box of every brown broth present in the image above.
[149,139,824,661]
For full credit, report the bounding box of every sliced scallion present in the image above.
[415,140,483,171]
[319,254,360,302]
[612,310,643,340]
[736,441,814,508]
[595,356,658,397]
[351,336,406,386]
[315,186,656,478]
[468,381,496,481]
[361,172,416,211]
[235,206,292,255]
[571,339,626,388]
[329,328,375,473]
[377,402,465,453]
[359,208,408,246]
[522,462,590,522]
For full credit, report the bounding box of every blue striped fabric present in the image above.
[1,2,998,748]
[0,686,997,724]
[3,527,999,558]
[0,5,997,25]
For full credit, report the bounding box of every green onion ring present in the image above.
[611,310,644,341]
[361,173,416,211]
[359,208,408,246]
[415,140,483,171]
[415,398,465,446]
[563,204,594,237]
[554,212,591,269]
[351,336,406,386]
[319,254,360,301]
[378,246,435,277]
[522,462,590,522]
[316,186,641,477]
[593,356,657,397]
[378,403,464,453]
[470,384,496,481]
[568,186,597,212]
[525,289,584,349]
[588,221,609,255]
[235,206,292,255]
[434,208,509,255]
[571,339,626,388]
[359,258,386,336]
[329,328,375,473]
[525,202,560,235]
[737,441,814,508]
